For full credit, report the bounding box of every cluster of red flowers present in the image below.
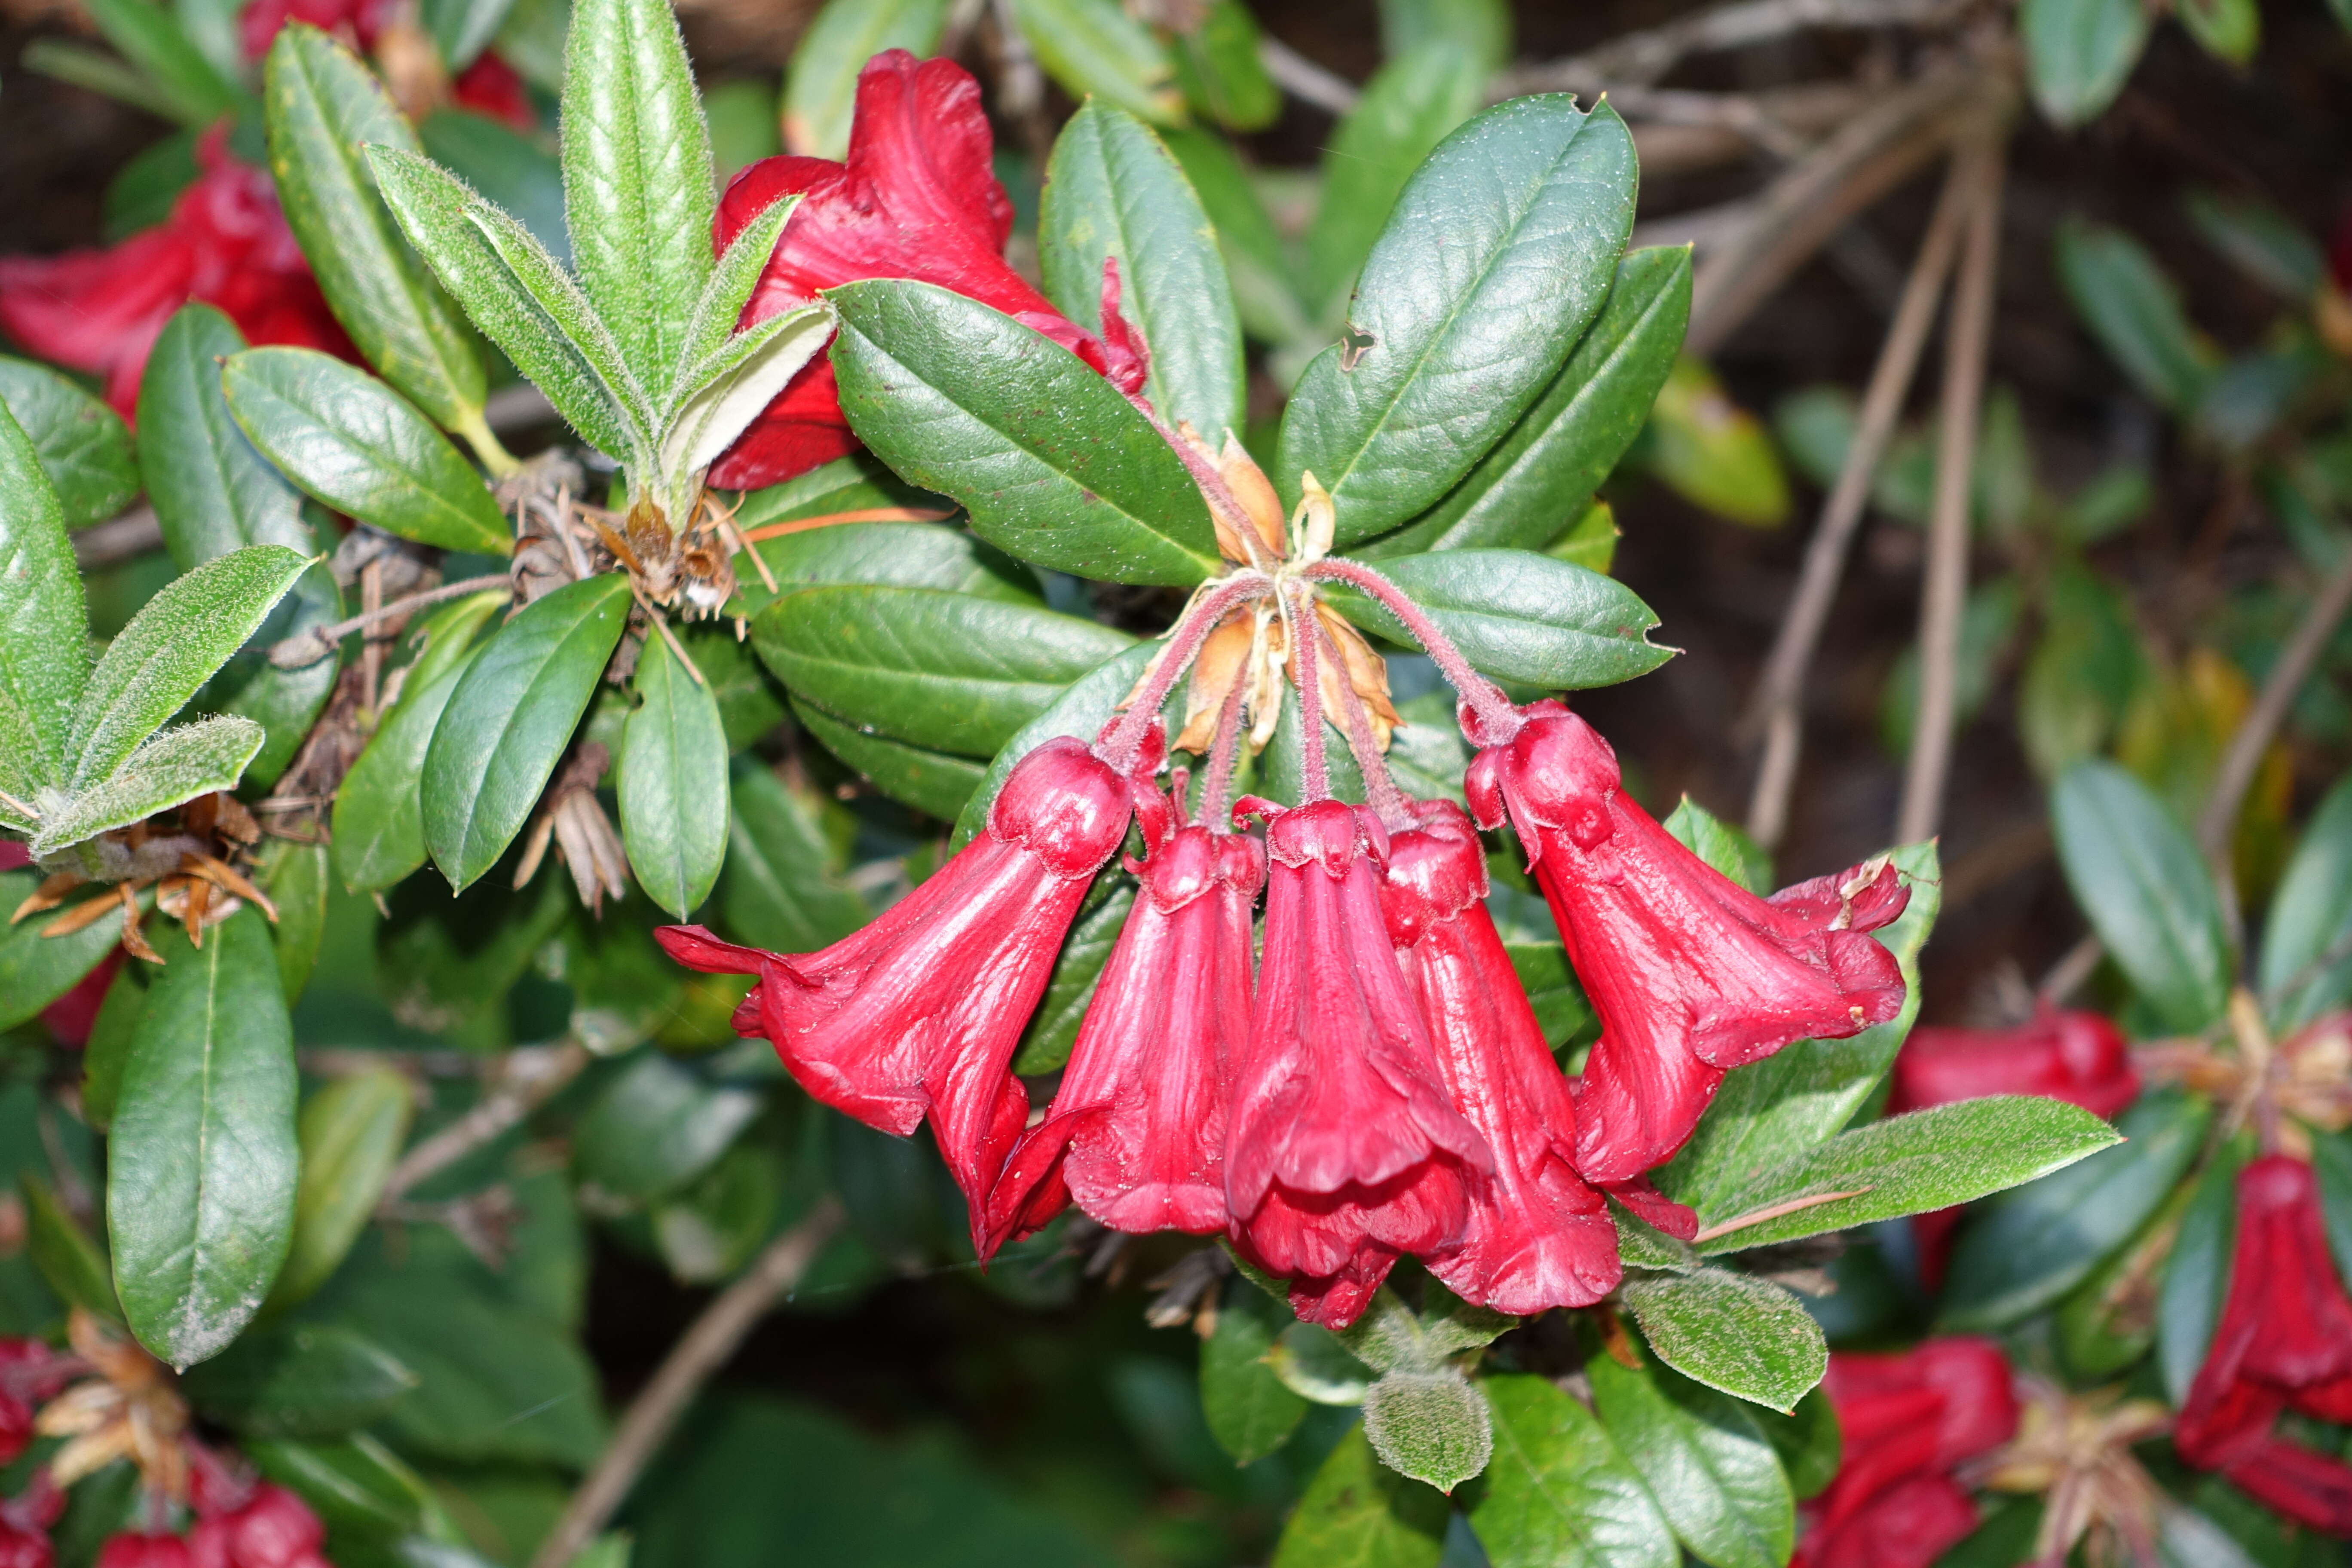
[92,1482,331,1568]
[1,1343,77,1568]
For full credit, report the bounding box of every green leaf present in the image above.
[1010,877,1133,1073]
[181,1321,418,1437]
[2053,220,2211,411]
[1466,1372,1677,1568]
[2313,1129,2352,1288]
[193,560,344,793]
[827,278,1222,584]
[21,1170,119,1320]
[1161,128,1311,346]
[660,304,833,478]
[792,700,985,822]
[573,1051,763,1201]
[107,907,299,1368]
[1619,1270,1826,1414]
[423,573,630,889]
[1612,1199,1698,1275]
[620,631,730,918]
[247,1433,450,1548]
[0,355,138,527]
[753,584,1134,758]
[1487,882,1590,1045]
[1271,1424,1449,1568]
[1041,101,1244,439]
[2159,1142,2245,1405]
[729,518,1041,622]
[32,715,266,858]
[2021,0,2150,126]
[1280,96,1638,544]
[256,838,330,1003]
[1752,1387,1839,1501]
[80,958,148,1132]
[2185,190,2324,300]
[1379,0,1511,67]
[22,38,179,120]
[677,194,800,380]
[1170,0,1278,131]
[1585,1342,1793,1568]
[68,542,309,793]
[136,306,315,571]
[562,0,715,389]
[1363,247,1691,556]
[2052,761,2233,1033]
[781,0,951,157]
[263,26,490,437]
[103,125,202,237]
[83,0,242,126]
[266,1066,415,1312]
[2259,771,2352,1031]
[1641,358,1791,528]
[1695,1096,2123,1254]
[0,872,129,1029]
[1361,1369,1491,1493]
[2174,0,2257,62]
[1200,1283,1308,1464]
[1337,1280,1514,1374]
[1938,1087,2211,1332]
[423,0,516,68]
[717,757,868,952]
[1663,796,1771,895]
[421,108,570,267]
[224,348,509,555]
[1268,1320,1377,1404]
[0,401,87,818]
[1008,0,1184,126]
[1322,550,1672,690]
[949,641,1157,849]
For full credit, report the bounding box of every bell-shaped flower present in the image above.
[707,49,1145,490]
[656,736,1158,1237]
[984,819,1264,1254]
[188,1482,331,1568]
[1378,799,1620,1314]
[1224,798,1492,1329]
[2174,1155,2352,1533]
[1892,1010,2139,1118]
[1465,701,1908,1183]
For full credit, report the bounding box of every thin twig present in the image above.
[528,1198,847,1568]
[71,505,163,569]
[1745,153,1976,847]
[737,506,954,543]
[1258,35,1359,114]
[2195,544,2352,864]
[1501,0,1974,93]
[1690,1188,1872,1244]
[377,1043,591,1207]
[1896,135,2004,846]
[485,384,558,432]
[269,579,506,668]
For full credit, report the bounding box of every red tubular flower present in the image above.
[2175,1155,2352,1534]
[1378,799,1623,1314]
[1891,1010,2139,1118]
[985,818,1263,1252]
[1223,798,1493,1329]
[0,130,353,418]
[239,0,391,58]
[189,1484,330,1568]
[706,49,1146,490]
[0,1527,46,1568]
[655,736,1159,1243]
[451,53,536,131]
[1464,702,1909,1184]
[96,1539,190,1568]
[0,1340,74,1466]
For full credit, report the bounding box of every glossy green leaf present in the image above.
[620,631,731,918]
[754,584,1134,757]
[80,958,148,1132]
[21,1171,119,1320]
[562,0,714,387]
[267,1066,415,1312]
[33,716,267,858]
[1467,1373,1677,1568]
[1170,0,1277,131]
[573,1051,763,1201]
[782,0,951,157]
[0,871,126,1029]
[1268,1321,1377,1404]
[1753,1388,1839,1501]
[181,1321,418,1436]
[0,355,138,527]
[1281,96,1638,544]
[1201,1283,1308,1464]
[2054,220,2211,411]
[2052,761,2233,1033]
[1008,0,1184,125]
[1364,247,1691,556]
[423,0,515,68]
[2159,1142,2245,1405]
[263,26,489,435]
[1663,796,1771,895]
[1361,1369,1491,1493]
[1041,101,1243,438]
[2021,0,2150,126]
[256,837,329,1001]
[2313,1129,2352,1287]
[2260,772,2352,1031]
[0,401,87,818]
[717,757,867,952]
[792,699,985,822]
[108,908,299,1368]
[84,0,242,125]
[729,518,1040,621]
[1323,550,1671,690]
[1161,128,1311,346]
[1010,878,1133,1073]
[137,306,315,571]
[1271,1424,1448,1568]
[827,278,1222,584]
[1619,1270,1826,1414]
[1586,1343,1792,1568]
[247,1433,446,1547]
[422,573,631,889]
[949,641,1156,849]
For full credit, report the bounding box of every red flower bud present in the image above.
[657,737,1155,1241]
[195,1486,325,1568]
[1224,799,1493,1329]
[986,819,1263,1253]
[96,1537,191,1568]
[1378,800,1620,1314]
[0,1527,48,1568]
[1891,1010,2138,1118]
[1798,1338,2017,1568]
[1466,703,1908,1182]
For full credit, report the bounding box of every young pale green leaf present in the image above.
[675,193,801,385]
[1170,0,1278,131]
[1585,1344,1793,1568]
[573,1050,763,1200]
[2175,0,2258,61]
[1200,1281,1309,1464]
[1938,1087,2211,1332]
[1620,1270,1826,1414]
[1271,1424,1448,1568]
[423,0,515,69]
[1696,1096,2124,1254]
[791,699,985,822]
[263,1067,415,1313]
[2158,1142,2245,1405]
[782,0,950,156]
[0,400,87,817]
[1322,550,1671,690]
[661,305,833,478]
[1360,1370,1492,1493]
[366,145,651,460]
[1007,0,1184,125]
[1364,247,1693,557]
[718,757,868,952]
[1466,1373,1678,1568]
[196,563,345,793]
[1011,877,1133,1073]
[728,517,1039,621]
[1612,1198,1700,1274]
[256,836,330,1001]
[827,278,1222,585]
[83,0,242,125]
[422,573,631,890]
[263,27,489,436]
[67,543,309,793]
[179,1321,418,1439]
[31,716,266,858]
[619,631,731,919]
[562,0,716,388]
[136,305,314,570]
[2053,761,2233,1034]
[0,870,126,1030]
[2053,220,2211,413]
[949,641,1157,849]
[2259,772,2352,1031]
[2021,0,2151,128]
[1341,1280,1516,1376]
[1280,96,1638,544]
[0,355,138,526]
[753,584,1135,759]
[108,907,299,1368]
[1041,102,1244,438]
[1160,128,1312,346]
[224,348,510,555]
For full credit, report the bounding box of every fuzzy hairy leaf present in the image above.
[32,715,266,857]
[0,400,86,817]
[1360,1370,1492,1493]
[1620,1270,1826,1414]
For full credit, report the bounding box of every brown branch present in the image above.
[1502,0,1974,94]
[377,1042,591,1207]
[71,505,163,570]
[528,1198,847,1568]
[268,578,506,669]
[2196,543,2352,863]
[1623,82,1875,176]
[1258,35,1359,114]
[1690,1188,1873,1244]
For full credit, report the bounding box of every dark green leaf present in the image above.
[1201,1283,1309,1464]
[792,700,985,822]
[267,1066,415,1311]
[1160,128,1311,346]
[2053,220,2211,411]
[1586,1343,1792,1568]
[1011,877,1133,1073]
[2021,0,2150,126]
[827,278,1222,584]
[1663,795,1771,895]
[21,1171,119,1321]
[652,1139,784,1282]
[136,305,315,571]
[0,355,138,527]
[2052,761,2233,1033]
[0,872,124,1029]
[1170,0,1278,131]
[108,907,299,1367]
[1271,1424,1448,1568]
[80,957,149,1132]
[0,401,87,817]
[573,1050,764,1201]
[717,757,868,952]
[1619,1270,1825,1414]
[2159,1142,2245,1405]
[1467,1372,1677,1568]
[2317,1129,2352,1291]
[950,641,1156,849]
[1752,1387,1839,1501]
[257,836,330,1001]
[1322,549,1671,690]
[421,573,631,890]
[1008,0,1183,126]
[1360,1369,1491,1492]
[619,631,730,918]
[247,1433,448,1549]
[195,560,344,792]
[104,126,201,239]
[84,0,242,125]
[1486,882,1591,1045]
[423,0,514,68]
[180,1321,418,1436]
[2260,772,2352,1031]
[729,518,1040,621]
[781,0,951,157]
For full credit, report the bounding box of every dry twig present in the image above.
[1257,34,1360,113]
[1502,0,1975,93]
[376,1043,592,1207]
[2196,544,2352,866]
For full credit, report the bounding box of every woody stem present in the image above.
[1283,583,1332,801]
[1312,611,1413,830]
[1301,559,1519,742]
[1096,573,1271,773]
[1196,673,1250,830]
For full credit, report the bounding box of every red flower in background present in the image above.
[239,0,391,57]
[1466,702,1909,1184]
[187,1482,331,1568]
[0,129,352,418]
[2174,1155,2352,1534]
[1796,1337,2018,1568]
[450,52,537,132]
[706,49,1146,491]
[96,1539,189,1568]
